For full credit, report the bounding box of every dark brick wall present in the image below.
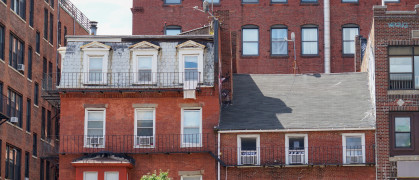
[0,0,89,179]
[132,0,419,74]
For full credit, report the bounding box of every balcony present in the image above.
[220,145,375,167]
[42,72,208,93]
[59,0,90,32]
[58,134,215,154]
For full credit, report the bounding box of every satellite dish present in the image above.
[203,0,209,13]
[291,32,295,41]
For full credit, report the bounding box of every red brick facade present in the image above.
[132,0,419,75]
[0,0,89,179]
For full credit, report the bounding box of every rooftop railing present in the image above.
[42,72,205,93]
[220,145,375,167]
[59,0,90,32]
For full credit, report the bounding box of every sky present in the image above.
[70,0,132,35]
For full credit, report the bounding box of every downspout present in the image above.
[218,131,221,180]
[324,0,331,73]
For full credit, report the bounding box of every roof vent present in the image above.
[90,21,98,35]
[412,30,419,39]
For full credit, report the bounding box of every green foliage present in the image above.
[141,170,170,180]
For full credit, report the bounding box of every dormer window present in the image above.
[81,41,111,85]
[129,41,160,85]
[177,40,205,90]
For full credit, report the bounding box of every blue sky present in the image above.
[71,0,132,35]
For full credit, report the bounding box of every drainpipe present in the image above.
[218,131,221,180]
[324,0,331,74]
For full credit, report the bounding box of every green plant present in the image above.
[141,170,170,180]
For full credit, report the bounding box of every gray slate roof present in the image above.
[220,73,375,130]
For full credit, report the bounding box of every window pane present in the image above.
[183,128,200,143]
[137,120,153,128]
[415,57,419,88]
[389,47,412,55]
[242,0,258,3]
[289,137,304,149]
[165,0,181,4]
[272,0,287,2]
[243,42,258,55]
[185,56,198,68]
[105,172,119,180]
[302,28,317,41]
[395,133,411,148]
[343,42,355,54]
[87,129,103,136]
[241,137,257,150]
[390,57,412,73]
[272,29,287,40]
[272,42,287,55]
[243,29,258,41]
[205,0,220,3]
[343,28,358,41]
[184,111,200,127]
[342,0,357,2]
[302,0,317,2]
[137,111,153,120]
[138,128,153,136]
[395,117,410,132]
[165,29,181,35]
[138,56,152,69]
[88,111,103,121]
[185,69,199,81]
[302,42,318,55]
[84,172,98,180]
[89,58,103,71]
[346,136,362,148]
[390,74,412,81]
[87,121,103,128]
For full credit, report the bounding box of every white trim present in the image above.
[218,128,375,133]
[181,175,202,180]
[285,134,308,165]
[84,108,106,148]
[181,107,203,148]
[178,48,204,86]
[83,171,98,180]
[237,134,260,165]
[104,171,119,180]
[342,133,366,164]
[131,50,158,84]
[134,108,156,148]
[82,51,109,85]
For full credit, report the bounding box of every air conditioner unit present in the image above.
[347,155,362,164]
[413,30,419,39]
[10,117,19,123]
[241,155,257,165]
[289,151,305,164]
[136,136,153,146]
[88,137,104,146]
[17,64,25,72]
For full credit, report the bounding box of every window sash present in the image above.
[343,27,359,54]
[165,29,181,35]
[242,28,259,55]
[301,28,318,55]
[136,110,154,137]
[182,110,202,145]
[394,117,411,148]
[86,111,104,137]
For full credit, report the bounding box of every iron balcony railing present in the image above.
[59,134,214,154]
[42,72,205,92]
[59,0,90,31]
[389,73,416,90]
[220,145,375,166]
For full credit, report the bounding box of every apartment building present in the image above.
[0,0,89,179]
[359,5,419,179]
[45,24,222,180]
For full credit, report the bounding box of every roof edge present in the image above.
[218,127,375,133]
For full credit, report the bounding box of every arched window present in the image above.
[242,25,259,56]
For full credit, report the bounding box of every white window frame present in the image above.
[83,171,98,180]
[181,108,202,148]
[84,108,106,148]
[178,49,204,85]
[342,26,359,55]
[181,175,203,180]
[104,171,119,180]
[285,134,308,165]
[82,50,109,85]
[237,134,260,165]
[131,49,158,85]
[134,108,156,148]
[342,133,365,164]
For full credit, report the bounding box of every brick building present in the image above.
[132,0,419,76]
[0,0,89,179]
[46,25,222,180]
[359,5,419,179]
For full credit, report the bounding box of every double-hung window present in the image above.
[271,25,288,56]
[44,9,48,39]
[388,46,419,90]
[29,0,34,26]
[238,135,260,165]
[28,47,32,79]
[181,109,202,147]
[242,25,259,56]
[7,89,23,127]
[285,134,308,165]
[342,25,359,55]
[165,25,182,35]
[164,0,181,5]
[134,109,155,147]
[49,13,53,44]
[82,42,110,85]
[301,26,318,55]
[393,116,412,149]
[105,172,119,180]
[88,57,104,83]
[342,133,365,164]
[9,34,24,71]
[0,25,4,60]
[130,41,159,85]
[36,31,40,53]
[184,55,199,82]
[84,109,106,147]
[11,0,26,20]
[177,40,205,91]
[5,145,21,180]
[137,56,153,83]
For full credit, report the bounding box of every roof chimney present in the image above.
[90,21,98,35]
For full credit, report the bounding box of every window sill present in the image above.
[0,0,6,7]
[342,54,355,58]
[8,65,25,77]
[10,8,27,24]
[389,155,419,161]
[34,104,39,108]
[342,163,368,166]
[134,145,155,149]
[6,121,24,131]
[32,155,38,159]
[35,52,40,57]
[162,4,182,7]
[0,58,5,64]
[387,90,419,95]
[26,131,31,135]
[240,55,259,59]
[300,55,320,58]
[270,2,288,6]
[284,164,309,167]
[28,26,34,31]
[84,145,105,148]
[270,55,289,59]
[27,78,32,82]
[299,2,319,6]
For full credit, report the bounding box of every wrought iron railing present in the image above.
[42,72,206,92]
[59,0,90,31]
[59,134,214,154]
[220,145,375,166]
[389,73,415,90]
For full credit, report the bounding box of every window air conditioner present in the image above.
[17,64,25,72]
[289,151,305,164]
[10,117,19,123]
[348,155,362,164]
[136,136,153,146]
[241,155,257,165]
[413,30,419,39]
[88,137,104,146]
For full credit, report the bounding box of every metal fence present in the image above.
[59,0,90,31]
